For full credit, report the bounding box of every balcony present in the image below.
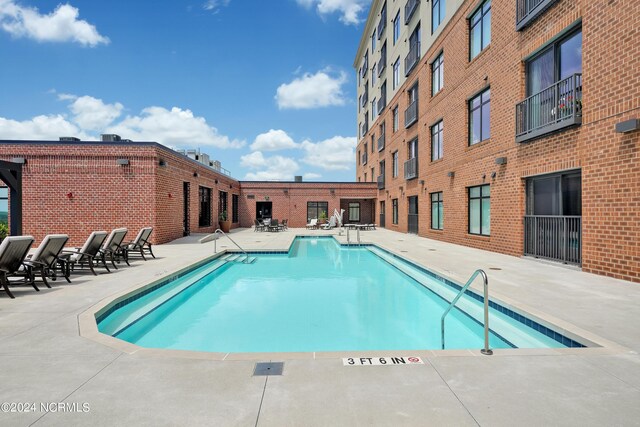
[404,157,418,180]
[524,215,581,265]
[404,100,418,128]
[361,58,368,78]
[377,9,386,38]
[362,152,368,166]
[404,0,419,25]
[360,118,369,139]
[516,0,559,31]
[377,174,385,190]
[377,53,386,77]
[404,42,420,76]
[377,94,386,115]
[515,73,582,143]
[377,133,385,151]
[361,88,368,108]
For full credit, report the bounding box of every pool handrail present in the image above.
[440,269,493,355]
[212,229,250,263]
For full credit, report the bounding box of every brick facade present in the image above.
[356,0,639,282]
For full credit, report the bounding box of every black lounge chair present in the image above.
[61,231,109,275]
[23,234,70,288]
[0,235,36,299]
[254,219,266,232]
[124,227,155,261]
[99,228,129,269]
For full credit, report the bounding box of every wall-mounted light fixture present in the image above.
[283,189,289,195]
[491,172,497,179]
[229,184,232,189]
[11,157,26,164]
[615,118,639,133]
[330,188,336,195]
[419,180,425,185]
[447,171,455,178]
[193,172,199,177]
[116,159,129,166]
[482,174,486,181]
[495,157,507,165]
[214,179,218,184]
[159,159,167,167]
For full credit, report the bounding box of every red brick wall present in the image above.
[239,182,377,228]
[357,0,640,282]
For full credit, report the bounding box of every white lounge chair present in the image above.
[322,216,337,230]
[306,218,318,229]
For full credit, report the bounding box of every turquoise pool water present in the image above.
[98,237,572,353]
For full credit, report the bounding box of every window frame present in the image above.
[198,186,212,227]
[231,194,239,223]
[468,87,491,146]
[431,119,443,161]
[307,201,329,223]
[431,51,444,95]
[348,202,361,222]
[468,184,490,236]
[432,0,445,34]
[469,0,491,60]
[430,191,443,230]
[392,198,399,224]
[393,11,400,45]
[392,106,399,131]
[392,151,399,177]
[393,57,400,89]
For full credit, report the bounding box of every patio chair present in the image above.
[254,219,266,232]
[281,219,288,230]
[61,231,109,276]
[23,234,70,288]
[100,228,129,269]
[268,219,280,232]
[306,218,317,229]
[124,227,155,261]
[322,216,337,230]
[0,235,36,299]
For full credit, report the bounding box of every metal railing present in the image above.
[404,42,420,76]
[515,73,582,143]
[407,213,418,234]
[377,52,386,77]
[379,213,385,228]
[404,0,419,24]
[377,174,385,190]
[361,117,369,138]
[516,0,558,30]
[346,226,361,244]
[524,215,581,265]
[404,157,417,179]
[211,229,250,263]
[441,269,492,354]
[361,57,368,78]
[377,8,386,37]
[377,133,385,151]
[404,99,418,128]
[361,87,368,108]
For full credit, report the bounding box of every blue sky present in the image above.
[0,0,372,181]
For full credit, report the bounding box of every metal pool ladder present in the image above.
[440,269,493,355]
[212,229,252,264]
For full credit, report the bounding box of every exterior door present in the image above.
[408,196,418,234]
[379,201,385,228]
[256,201,272,220]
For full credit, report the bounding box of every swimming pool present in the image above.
[97,237,583,353]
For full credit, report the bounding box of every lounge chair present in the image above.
[100,228,129,269]
[124,227,155,261]
[281,219,288,230]
[306,218,318,229]
[23,234,70,288]
[61,231,109,275]
[254,219,266,232]
[322,216,337,230]
[0,235,36,299]
[268,219,280,232]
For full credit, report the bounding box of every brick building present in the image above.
[355,0,639,282]
[0,140,377,247]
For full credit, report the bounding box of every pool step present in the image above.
[222,254,257,264]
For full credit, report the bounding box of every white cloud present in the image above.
[250,129,297,151]
[295,0,369,25]
[0,114,91,140]
[303,172,322,180]
[106,106,244,149]
[301,136,356,170]
[240,151,299,181]
[275,69,348,110]
[202,0,230,13]
[0,1,109,46]
[61,94,124,130]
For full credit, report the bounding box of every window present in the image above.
[372,64,377,85]
[392,106,399,131]
[392,199,399,224]
[349,202,361,222]
[371,135,375,152]
[365,172,368,181]
[469,88,490,145]
[379,160,385,178]
[470,0,491,60]
[526,171,581,216]
[218,190,228,218]
[372,29,377,51]
[198,186,211,227]
[526,29,582,96]
[358,149,361,165]
[432,0,445,33]
[358,95,362,112]
[231,194,239,223]
[372,97,377,119]
[406,24,421,76]
[432,52,443,95]
[431,192,443,230]
[431,120,443,161]
[393,57,400,89]
[469,185,490,235]
[408,138,417,160]
[0,185,7,226]
[392,151,398,177]
[371,167,375,181]
[393,11,400,44]
[307,201,328,222]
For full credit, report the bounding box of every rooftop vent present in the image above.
[101,134,122,142]
[294,175,303,182]
[59,136,80,142]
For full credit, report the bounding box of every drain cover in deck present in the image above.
[253,362,284,376]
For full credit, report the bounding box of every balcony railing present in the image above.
[377,133,385,151]
[404,42,420,76]
[361,88,368,108]
[404,0,419,25]
[360,119,369,139]
[515,73,582,143]
[377,174,385,190]
[377,9,387,38]
[377,94,386,115]
[404,157,418,180]
[378,53,386,77]
[404,100,418,128]
[362,152,368,165]
[524,215,581,265]
[361,58,368,78]
[516,0,559,31]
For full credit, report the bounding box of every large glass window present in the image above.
[392,151,398,177]
[431,120,443,161]
[527,29,582,95]
[232,194,239,223]
[469,185,490,235]
[372,29,376,51]
[372,64,377,86]
[0,186,8,227]
[307,201,328,222]
[432,52,444,95]
[393,11,400,44]
[469,88,490,145]
[392,198,399,224]
[432,0,445,33]
[393,57,400,89]
[526,171,581,216]
[198,186,212,227]
[470,0,491,60]
[392,106,399,131]
[431,192,443,230]
[218,190,228,218]
[349,202,361,222]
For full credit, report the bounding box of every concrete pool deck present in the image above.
[1,227,639,426]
